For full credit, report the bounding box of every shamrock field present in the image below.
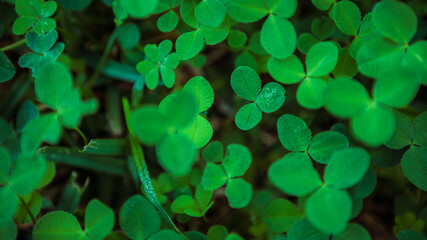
[0,0,426,239]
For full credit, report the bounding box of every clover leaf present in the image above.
[231,66,285,130]
[137,40,180,89]
[288,218,329,240]
[171,185,214,217]
[19,42,65,77]
[201,143,253,208]
[84,199,114,240]
[157,10,179,33]
[195,0,225,27]
[12,0,57,35]
[308,131,349,164]
[311,17,335,40]
[277,114,311,152]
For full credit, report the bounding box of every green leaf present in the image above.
[202,141,224,163]
[277,114,312,151]
[158,90,199,129]
[396,230,427,240]
[311,0,334,11]
[33,211,87,240]
[332,0,361,36]
[311,17,335,40]
[171,195,201,216]
[0,52,16,83]
[180,0,199,28]
[179,115,213,149]
[121,0,158,18]
[332,48,358,78]
[255,82,286,113]
[195,0,225,27]
[15,0,43,17]
[401,146,427,191]
[157,134,196,177]
[199,23,229,46]
[207,225,228,240]
[263,198,303,233]
[12,16,36,35]
[267,0,297,19]
[261,15,297,59]
[26,30,58,53]
[85,199,114,240]
[223,0,268,23]
[373,68,420,108]
[296,77,327,110]
[351,103,396,146]
[0,220,17,240]
[287,218,329,240]
[21,113,61,156]
[130,106,168,145]
[117,23,140,50]
[306,186,352,235]
[201,162,227,190]
[119,195,161,240]
[41,1,57,18]
[413,112,427,147]
[157,10,179,33]
[184,76,214,112]
[308,131,349,164]
[268,152,322,197]
[176,30,204,60]
[9,154,46,195]
[0,147,11,184]
[348,166,376,200]
[227,30,247,49]
[356,37,406,79]
[323,78,370,118]
[332,223,372,240]
[16,100,39,133]
[195,185,213,212]
[235,51,258,70]
[297,33,320,55]
[56,89,98,128]
[324,147,370,189]
[268,55,305,84]
[372,0,417,44]
[306,41,338,77]
[147,230,184,240]
[235,103,262,130]
[0,187,18,227]
[223,144,252,178]
[225,178,252,209]
[385,111,413,149]
[230,66,261,101]
[35,62,72,109]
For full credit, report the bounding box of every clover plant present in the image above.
[0,0,426,239]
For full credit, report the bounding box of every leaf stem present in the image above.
[74,127,88,145]
[122,98,189,240]
[18,196,36,225]
[0,39,26,52]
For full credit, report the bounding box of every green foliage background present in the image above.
[0,0,427,239]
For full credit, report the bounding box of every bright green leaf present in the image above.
[85,199,114,240]
[157,134,196,177]
[195,0,225,27]
[176,30,204,60]
[263,198,303,233]
[130,106,168,145]
[157,10,179,33]
[184,76,214,112]
[306,41,338,77]
[306,186,352,235]
[223,0,268,23]
[201,162,227,190]
[277,114,311,151]
[230,66,261,101]
[268,55,305,84]
[202,141,224,163]
[296,77,327,110]
[308,131,349,164]
[261,14,297,59]
[225,178,252,209]
[0,187,18,227]
[9,154,46,195]
[179,115,213,149]
[332,0,361,36]
[33,211,87,240]
[269,152,322,197]
[235,103,262,130]
[223,144,252,178]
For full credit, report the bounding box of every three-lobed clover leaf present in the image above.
[137,40,180,90]
[12,0,57,35]
[19,42,65,77]
[201,142,253,208]
[384,111,427,191]
[268,147,370,234]
[113,0,158,20]
[268,41,338,109]
[231,66,286,130]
